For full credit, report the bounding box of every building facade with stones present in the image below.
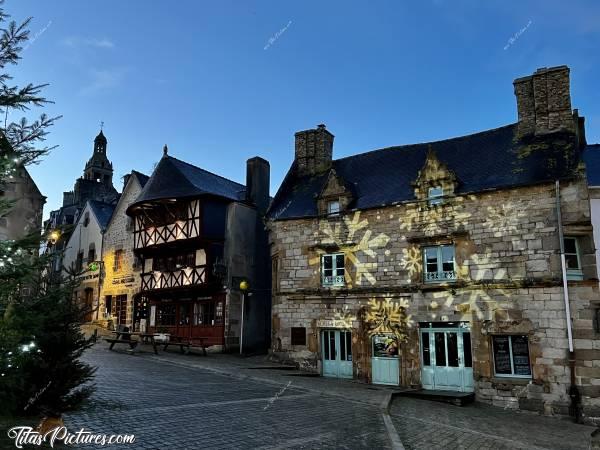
[44,129,119,273]
[126,148,271,352]
[267,66,600,424]
[99,171,149,331]
[62,199,115,322]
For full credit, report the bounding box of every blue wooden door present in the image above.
[420,326,474,392]
[322,330,353,379]
[371,334,400,385]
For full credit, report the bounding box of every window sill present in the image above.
[566,270,583,281]
[491,376,531,384]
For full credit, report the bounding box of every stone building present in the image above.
[126,148,271,352]
[584,144,600,279]
[44,129,119,272]
[62,199,115,321]
[99,170,149,330]
[0,165,45,241]
[267,66,600,423]
[0,134,46,241]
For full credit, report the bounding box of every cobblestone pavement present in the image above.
[390,396,595,450]
[62,347,392,450]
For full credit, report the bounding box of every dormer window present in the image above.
[327,200,341,216]
[428,187,443,206]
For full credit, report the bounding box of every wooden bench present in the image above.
[106,338,139,350]
[162,337,208,356]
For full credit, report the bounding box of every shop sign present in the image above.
[112,275,135,285]
[316,319,349,329]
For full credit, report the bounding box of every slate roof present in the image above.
[583,144,600,187]
[131,170,150,188]
[129,155,246,211]
[88,200,115,230]
[269,123,582,220]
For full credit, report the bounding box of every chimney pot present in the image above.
[246,157,270,214]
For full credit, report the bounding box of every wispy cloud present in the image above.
[80,68,128,95]
[61,36,115,49]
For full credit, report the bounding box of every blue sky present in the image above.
[8,0,600,216]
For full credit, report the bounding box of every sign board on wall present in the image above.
[316,319,350,329]
[112,275,135,285]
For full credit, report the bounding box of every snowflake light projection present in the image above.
[331,304,357,328]
[310,211,390,287]
[398,198,471,237]
[399,246,422,277]
[483,201,526,233]
[425,246,512,322]
[364,296,414,341]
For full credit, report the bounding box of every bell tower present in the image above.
[83,129,114,186]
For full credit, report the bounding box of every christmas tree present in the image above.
[0,0,95,420]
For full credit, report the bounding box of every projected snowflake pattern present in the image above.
[331,304,357,329]
[398,200,471,237]
[484,201,526,233]
[365,296,413,339]
[399,246,422,277]
[310,212,390,287]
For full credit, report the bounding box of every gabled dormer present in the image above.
[316,169,354,216]
[413,146,460,206]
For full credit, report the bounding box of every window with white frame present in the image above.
[492,335,531,378]
[327,200,341,216]
[428,186,443,206]
[423,245,456,282]
[322,253,345,286]
[564,237,583,280]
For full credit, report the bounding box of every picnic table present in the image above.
[105,331,138,351]
[105,331,160,355]
[162,335,209,356]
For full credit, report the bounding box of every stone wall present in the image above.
[268,177,600,424]
[100,176,143,328]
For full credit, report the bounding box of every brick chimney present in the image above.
[294,124,334,177]
[513,66,576,138]
[246,156,270,214]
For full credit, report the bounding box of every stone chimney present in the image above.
[246,156,270,214]
[513,66,576,138]
[294,124,334,177]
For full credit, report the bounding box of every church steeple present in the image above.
[94,129,107,155]
[84,128,114,186]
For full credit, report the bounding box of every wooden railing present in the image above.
[133,200,201,249]
[141,265,207,292]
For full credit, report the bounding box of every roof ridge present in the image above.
[334,123,517,162]
[167,155,246,189]
[131,169,149,178]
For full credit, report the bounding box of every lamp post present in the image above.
[239,280,249,355]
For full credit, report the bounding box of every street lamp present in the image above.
[239,279,249,355]
[49,230,61,245]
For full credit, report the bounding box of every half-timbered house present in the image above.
[126,147,271,352]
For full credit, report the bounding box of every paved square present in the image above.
[37,344,595,450]
[63,347,392,449]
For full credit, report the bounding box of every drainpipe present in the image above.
[555,180,581,422]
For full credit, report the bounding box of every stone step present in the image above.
[397,389,475,406]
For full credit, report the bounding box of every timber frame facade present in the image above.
[127,150,271,352]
